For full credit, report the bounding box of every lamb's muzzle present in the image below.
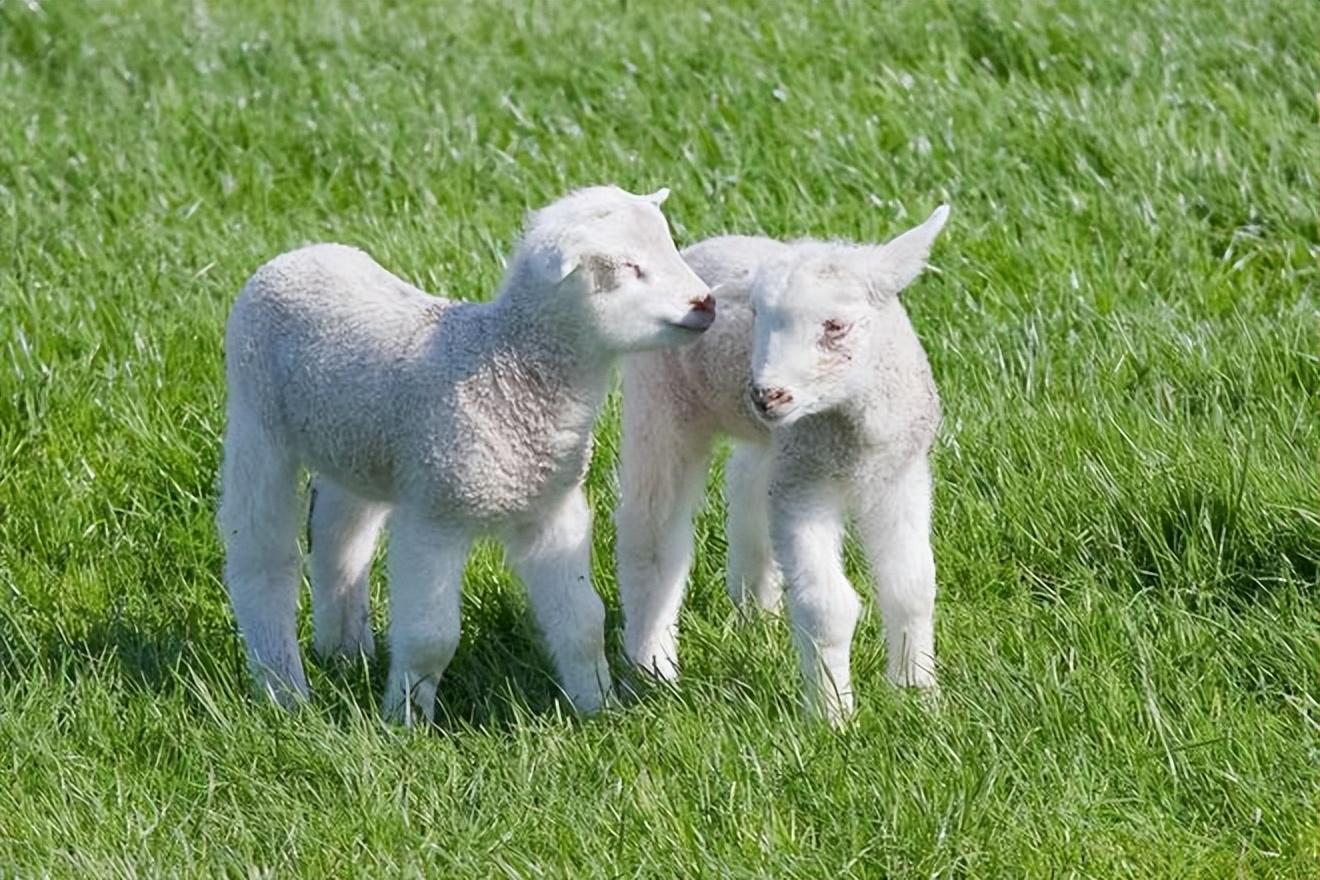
[672,293,717,331]
[750,384,793,419]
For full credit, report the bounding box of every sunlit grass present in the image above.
[1,0,1317,874]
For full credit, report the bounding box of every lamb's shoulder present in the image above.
[864,302,941,434]
[840,306,941,482]
[402,333,604,528]
[771,411,865,488]
[773,327,940,494]
[772,400,932,503]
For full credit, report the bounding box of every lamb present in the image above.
[615,205,950,724]
[218,186,716,724]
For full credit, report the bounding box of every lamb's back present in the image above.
[225,244,459,497]
[682,235,789,290]
[231,244,440,349]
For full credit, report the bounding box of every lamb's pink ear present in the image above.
[865,204,950,301]
[640,187,670,207]
[556,254,586,287]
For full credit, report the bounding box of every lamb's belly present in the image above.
[293,430,397,502]
[411,429,593,529]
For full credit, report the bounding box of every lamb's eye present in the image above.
[622,261,644,280]
[819,319,851,351]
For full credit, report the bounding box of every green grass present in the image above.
[2,0,1318,874]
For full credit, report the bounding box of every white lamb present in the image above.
[218,186,715,723]
[616,205,950,723]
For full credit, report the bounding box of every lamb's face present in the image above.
[538,187,715,353]
[747,205,951,427]
[747,257,876,426]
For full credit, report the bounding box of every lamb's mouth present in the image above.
[753,401,808,427]
[670,311,716,332]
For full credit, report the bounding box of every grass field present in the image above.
[2,0,1318,874]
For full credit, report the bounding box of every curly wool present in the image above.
[218,185,713,723]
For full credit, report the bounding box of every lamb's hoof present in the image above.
[910,679,942,711]
[313,629,377,664]
[805,689,856,729]
[382,671,438,728]
[625,647,680,684]
[887,667,941,710]
[253,671,311,711]
[567,686,618,716]
[730,597,784,621]
[727,579,785,619]
[888,665,937,689]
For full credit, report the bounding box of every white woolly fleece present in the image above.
[218,185,714,723]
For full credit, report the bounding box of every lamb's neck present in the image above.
[834,354,889,441]
[485,283,615,422]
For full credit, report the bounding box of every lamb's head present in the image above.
[748,204,950,426]
[516,185,715,353]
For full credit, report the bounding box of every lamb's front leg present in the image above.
[856,457,938,691]
[383,513,471,726]
[507,489,613,713]
[614,387,713,681]
[770,481,862,725]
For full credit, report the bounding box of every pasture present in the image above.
[1,0,1317,874]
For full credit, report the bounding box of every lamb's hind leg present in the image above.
[507,488,613,713]
[217,416,308,708]
[615,378,713,681]
[856,457,938,690]
[308,477,389,661]
[725,443,782,614]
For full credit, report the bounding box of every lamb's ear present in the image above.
[557,257,586,287]
[556,253,615,292]
[865,204,950,301]
[640,187,670,207]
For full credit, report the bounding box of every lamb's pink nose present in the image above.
[673,293,716,331]
[750,385,793,416]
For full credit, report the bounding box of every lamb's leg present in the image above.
[506,489,613,713]
[308,477,389,661]
[856,457,938,691]
[725,443,782,614]
[614,389,713,681]
[771,481,862,725]
[217,416,308,708]
[382,513,470,726]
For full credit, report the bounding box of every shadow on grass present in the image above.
[1112,481,1319,605]
[0,612,221,695]
[0,587,604,735]
[313,589,573,735]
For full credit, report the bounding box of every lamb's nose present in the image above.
[689,293,715,313]
[750,385,793,414]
